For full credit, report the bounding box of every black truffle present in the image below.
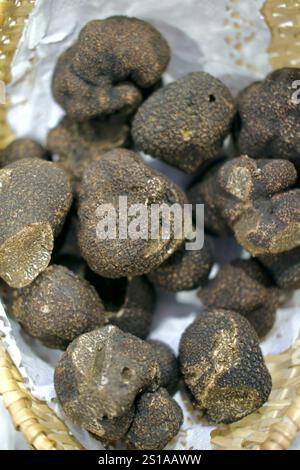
[0,138,48,167]
[132,72,235,174]
[126,388,183,450]
[148,340,180,395]
[235,68,300,165]
[54,326,160,442]
[0,159,72,287]
[179,309,272,423]
[78,148,188,278]
[12,264,106,349]
[258,247,300,289]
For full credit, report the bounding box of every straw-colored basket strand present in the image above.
[0,342,82,450]
[0,0,300,451]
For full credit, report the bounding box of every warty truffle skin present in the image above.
[147,238,213,292]
[52,16,170,121]
[54,326,161,442]
[0,138,49,167]
[125,388,183,450]
[217,155,300,256]
[77,148,188,278]
[47,116,130,184]
[235,68,300,165]
[0,159,73,288]
[198,259,283,338]
[258,247,300,290]
[148,340,180,395]
[179,309,272,424]
[12,264,106,349]
[132,72,236,174]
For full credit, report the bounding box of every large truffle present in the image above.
[217,156,300,255]
[148,238,213,292]
[52,17,170,121]
[87,271,156,339]
[179,309,272,423]
[126,388,183,450]
[0,159,72,288]
[12,265,106,349]
[132,72,235,174]
[235,68,300,165]
[0,138,48,167]
[148,340,180,395]
[54,326,160,442]
[47,116,130,183]
[198,259,283,337]
[78,148,188,278]
[258,247,300,289]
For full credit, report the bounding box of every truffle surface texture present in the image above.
[148,340,180,395]
[0,138,48,167]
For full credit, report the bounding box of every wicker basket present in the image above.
[0,0,300,451]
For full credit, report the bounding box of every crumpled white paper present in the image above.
[1,0,299,451]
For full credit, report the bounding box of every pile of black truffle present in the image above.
[1,15,300,450]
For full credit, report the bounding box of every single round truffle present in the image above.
[12,264,106,349]
[148,238,213,292]
[217,155,300,255]
[125,388,183,450]
[258,247,300,289]
[148,340,180,395]
[52,17,170,121]
[235,68,300,165]
[0,159,72,288]
[47,116,130,184]
[0,138,48,167]
[87,271,156,339]
[78,148,188,278]
[179,309,272,423]
[198,259,280,338]
[54,326,160,442]
[132,72,236,174]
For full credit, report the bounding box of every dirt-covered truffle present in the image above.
[258,247,300,290]
[148,340,180,395]
[0,159,72,288]
[179,309,272,423]
[12,264,105,349]
[54,326,160,442]
[188,161,231,236]
[217,155,300,255]
[198,259,283,337]
[78,148,188,278]
[148,238,213,292]
[47,116,130,183]
[0,138,49,167]
[87,271,156,339]
[52,17,170,121]
[235,68,300,165]
[132,72,236,174]
[126,388,183,450]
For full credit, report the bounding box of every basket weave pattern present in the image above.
[0,0,300,451]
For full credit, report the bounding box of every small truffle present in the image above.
[148,340,180,395]
[87,271,156,339]
[0,138,49,167]
[148,238,213,292]
[217,155,300,255]
[126,388,183,450]
[78,148,188,278]
[258,247,300,289]
[198,259,281,337]
[53,17,170,121]
[179,309,272,423]
[132,72,235,174]
[54,326,160,441]
[12,264,105,349]
[0,159,72,288]
[188,160,231,236]
[47,116,130,183]
[235,68,300,165]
